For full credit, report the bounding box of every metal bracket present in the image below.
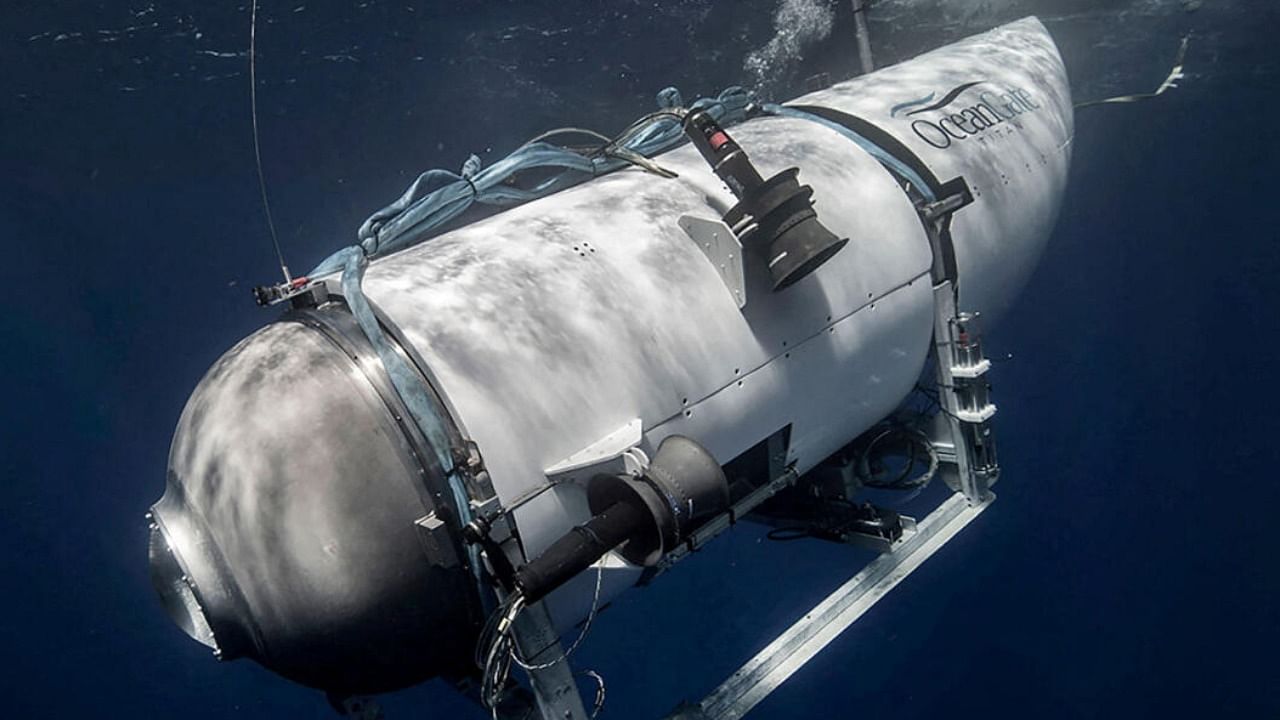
[916,177,972,285]
[543,418,647,486]
[930,282,995,503]
[920,191,971,223]
[678,215,747,309]
[412,512,460,569]
[510,603,591,720]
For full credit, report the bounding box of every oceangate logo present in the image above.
[891,81,1042,150]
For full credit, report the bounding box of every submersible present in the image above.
[147,16,1071,707]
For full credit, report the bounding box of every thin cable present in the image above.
[511,561,604,671]
[480,595,526,711]
[474,593,520,670]
[597,109,688,157]
[478,562,608,714]
[580,670,606,719]
[249,0,289,283]
[519,126,613,150]
[604,147,679,178]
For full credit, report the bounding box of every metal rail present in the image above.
[654,467,799,574]
[932,281,986,503]
[671,491,992,720]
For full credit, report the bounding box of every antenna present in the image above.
[250,0,290,284]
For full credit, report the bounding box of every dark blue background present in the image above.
[3,1,1276,717]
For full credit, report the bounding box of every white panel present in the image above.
[360,117,934,564]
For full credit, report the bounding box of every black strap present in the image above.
[789,104,966,285]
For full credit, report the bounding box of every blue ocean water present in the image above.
[3,1,1277,717]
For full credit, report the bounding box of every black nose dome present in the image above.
[148,313,479,694]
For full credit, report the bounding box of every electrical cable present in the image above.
[519,126,614,150]
[307,87,754,279]
[855,422,936,489]
[580,670,606,719]
[511,562,604,671]
[477,562,607,715]
[480,594,526,715]
[603,147,679,178]
[860,422,942,489]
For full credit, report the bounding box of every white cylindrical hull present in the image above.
[359,17,1072,628]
